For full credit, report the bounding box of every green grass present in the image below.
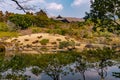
[29,26,42,33]
[0,31,19,38]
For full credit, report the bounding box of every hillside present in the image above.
[0,11,120,54]
[5,33,79,54]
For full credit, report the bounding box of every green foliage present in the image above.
[34,16,50,27]
[40,39,49,45]
[0,22,8,31]
[59,41,75,49]
[47,28,68,35]
[0,50,119,79]
[82,47,116,61]
[59,41,69,49]
[5,74,28,80]
[29,26,42,33]
[85,0,120,33]
[34,10,49,27]
[31,67,42,76]
[8,10,51,29]
[9,14,34,29]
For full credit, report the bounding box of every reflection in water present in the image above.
[112,66,120,78]
[74,57,87,80]
[94,60,112,80]
[0,51,119,80]
[43,58,65,80]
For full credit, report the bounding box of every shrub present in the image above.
[9,14,34,29]
[40,39,49,45]
[59,41,69,49]
[30,27,42,33]
[59,41,75,49]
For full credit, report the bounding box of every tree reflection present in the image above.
[0,50,119,80]
[112,66,120,78]
[96,60,113,80]
[81,47,116,80]
[74,56,87,80]
[113,72,120,78]
[43,58,67,80]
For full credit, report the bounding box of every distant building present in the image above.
[52,15,69,23]
[52,15,84,23]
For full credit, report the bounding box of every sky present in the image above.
[0,0,91,18]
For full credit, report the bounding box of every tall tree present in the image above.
[85,0,120,32]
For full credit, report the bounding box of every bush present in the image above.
[9,14,34,29]
[40,39,49,45]
[59,41,69,49]
[30,26,42,33]
[59,41,75,49]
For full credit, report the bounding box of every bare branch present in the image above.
[11,0,26,13]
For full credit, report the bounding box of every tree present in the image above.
[36,10,48,18]
[85,0,120,32]
[34,10,49,27]
[9,14,34,29]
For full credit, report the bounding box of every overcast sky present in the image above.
[0,0,91,18]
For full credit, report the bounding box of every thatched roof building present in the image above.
[52,15,84,23]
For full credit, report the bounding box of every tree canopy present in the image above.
[85,0,120,32]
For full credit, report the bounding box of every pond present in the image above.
[0,50,120,80]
